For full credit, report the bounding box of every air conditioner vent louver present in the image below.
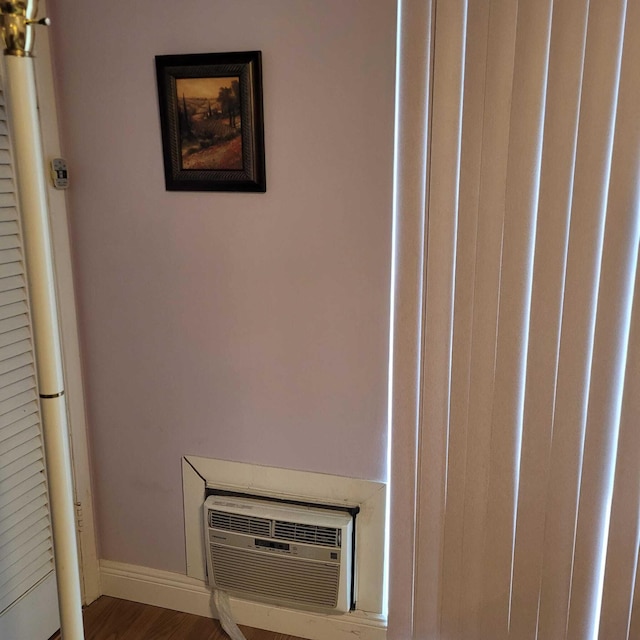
[273,521,341,547]
[209,510,271,537]
[211,544,340,608]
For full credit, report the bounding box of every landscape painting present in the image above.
[156,51,266,192]
[175,76,243,171]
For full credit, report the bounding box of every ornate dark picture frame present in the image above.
[155,51,266,192]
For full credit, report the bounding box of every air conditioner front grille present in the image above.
[210,544,340,608]
[209,510,271,538]
[273,521,341,547]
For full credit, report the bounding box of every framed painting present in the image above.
[155,51,266,192]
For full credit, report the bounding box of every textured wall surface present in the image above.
[49,0,396,572]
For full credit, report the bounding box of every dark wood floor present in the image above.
[49,596,307,640]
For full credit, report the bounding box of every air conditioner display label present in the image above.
[255,539,290,551]
[210,529,341,563]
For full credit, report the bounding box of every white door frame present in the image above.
[31,4,100,606]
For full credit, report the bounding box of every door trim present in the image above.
[32,2,100,605]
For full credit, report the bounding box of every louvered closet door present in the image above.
[0,71,60,640]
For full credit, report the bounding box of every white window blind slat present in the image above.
[508,1,589,637]
[478,2,553,636]
[440,3,491,636]
[535,2,627,637]
[629,558,640,639]
[0,180,13,195]
[387,2,435,632]
[598,262,640,639]
[568,0,640,635]
[459,3,518,636]
[0,163,11,179]
[413,1,466,635]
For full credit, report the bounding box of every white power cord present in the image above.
[211,589,249,640]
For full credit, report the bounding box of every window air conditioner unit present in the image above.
[203,495,354,613]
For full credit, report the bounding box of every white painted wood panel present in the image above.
[0,64,58,640]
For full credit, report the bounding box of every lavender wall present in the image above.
[49,0,396,572]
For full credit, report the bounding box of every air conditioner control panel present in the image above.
[208,529,341,563]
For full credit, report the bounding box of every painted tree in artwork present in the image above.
[179,93,192,137]
[218,81,240,128]
[231,80,240,124]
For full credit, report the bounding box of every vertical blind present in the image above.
[0,71,55,615]
[391,0,640,638]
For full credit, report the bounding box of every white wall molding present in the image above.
[183,456,387,617]
[100,560,387,640]
[34,1,100,606]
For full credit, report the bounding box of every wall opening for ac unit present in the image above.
[182,455,386,632]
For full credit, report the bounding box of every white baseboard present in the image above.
[100,560,387,640]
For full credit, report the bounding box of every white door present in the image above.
[0,67,60,640]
